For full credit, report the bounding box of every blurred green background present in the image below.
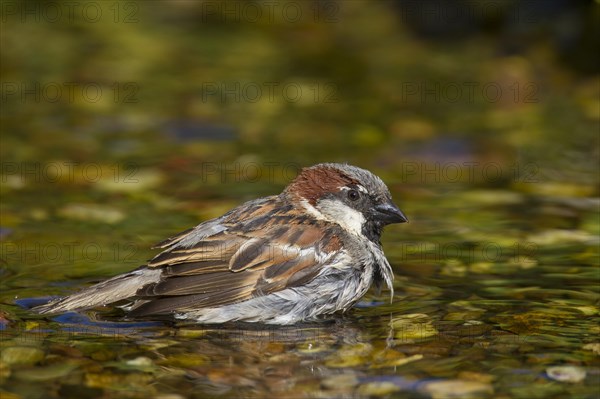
[2,0,599,258]
[2,0,598,187]
[1,1,599,398]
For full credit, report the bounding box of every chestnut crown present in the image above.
[285,163,407,242]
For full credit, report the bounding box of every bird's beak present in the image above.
[373,202,408,225]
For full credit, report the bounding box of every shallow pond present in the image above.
[1,1,599,397]
[1,158,598,398]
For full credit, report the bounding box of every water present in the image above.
[1,165,598,398]
[1,1,599,397]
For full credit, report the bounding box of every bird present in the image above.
[34,163,407,325]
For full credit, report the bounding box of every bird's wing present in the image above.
[128,196,343,316]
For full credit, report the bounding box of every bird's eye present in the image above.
[347,189,360,201]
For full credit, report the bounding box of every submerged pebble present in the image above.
[546,365,586,383]
[13,362,78,381]
[321,373,359,389]
[357,381,402,396]
[95,168,164,193]
[582,343,600,355]
[325,343,372,368]
[157,353,209,368]
[57,203,125,224]
[419,379,494,398]
[1,347,45,366]
[527,229,595,245]
[371,353,423,369]
[392,313,439,340]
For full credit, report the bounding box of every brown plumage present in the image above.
[128,209,341,316]
[34,163,407,324]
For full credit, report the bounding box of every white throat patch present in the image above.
[315,199,365,236]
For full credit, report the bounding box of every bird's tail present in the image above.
[33,267,162,314]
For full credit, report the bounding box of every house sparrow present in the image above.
[35,163,407,325]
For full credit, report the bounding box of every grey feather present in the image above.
[34,268,162,314]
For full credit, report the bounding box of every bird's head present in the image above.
[285,163,407,242]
